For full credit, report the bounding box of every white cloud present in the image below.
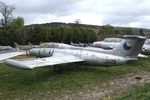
[1,0,150,28]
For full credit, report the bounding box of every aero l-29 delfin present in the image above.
[4,35,145,70]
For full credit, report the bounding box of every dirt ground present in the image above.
[60,72,150,100]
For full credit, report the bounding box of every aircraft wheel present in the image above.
[53,65,62,72]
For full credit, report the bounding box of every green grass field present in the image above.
[0,56,150,99]
[116,83,150,100]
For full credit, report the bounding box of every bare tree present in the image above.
[0,1,15,27]
[74,19,81,24]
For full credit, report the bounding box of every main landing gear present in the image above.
[52,65,62,72]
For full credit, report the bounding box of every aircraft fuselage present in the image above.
[30,48,128,66]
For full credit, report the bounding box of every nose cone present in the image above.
[29,49,35,55]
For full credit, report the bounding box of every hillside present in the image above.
[26,22,150,35]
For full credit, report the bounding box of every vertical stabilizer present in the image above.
[113,35,146,58]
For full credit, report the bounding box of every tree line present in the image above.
[0,1,98,46]
[0,21,98,46]
[25,26,97,45]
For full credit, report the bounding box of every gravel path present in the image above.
[61,72,150,100]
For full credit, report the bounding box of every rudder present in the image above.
[113,35,146,58]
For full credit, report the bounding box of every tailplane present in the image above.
[113,35,146,58]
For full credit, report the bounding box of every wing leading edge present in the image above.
[4,54,84,69]
[0,51,25,61]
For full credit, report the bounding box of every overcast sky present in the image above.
[1,0,150,28]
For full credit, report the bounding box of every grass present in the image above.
[0,56,150,99]
[116,84,150,100]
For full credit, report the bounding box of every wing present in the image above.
[0,51,25,61]
[4,54,84,69]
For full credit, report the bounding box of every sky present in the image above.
[1,0,150,28]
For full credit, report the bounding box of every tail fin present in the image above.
[113,35,146,58]
[14,42,20,51]
[28,42,32,46]
[28,42,33,48]
[14,42,19,47]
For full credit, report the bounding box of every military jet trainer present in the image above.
[30,37,146,58]
[4,35,145,70]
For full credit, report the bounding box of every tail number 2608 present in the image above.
[104,59,117,64]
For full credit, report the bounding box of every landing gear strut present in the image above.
[52,65,62,72]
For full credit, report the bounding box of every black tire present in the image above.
[53,65,62,72]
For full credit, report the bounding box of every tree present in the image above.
[62,28,73,43]
[140,29,144,35]
[98,24,117,40]
[8,17,25,44]
[121,28,133,35]
[71,28,82,43]
[87,29,97,43]
[28,26,48,44]
[0,1,15,28]
[74,19,81,24]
